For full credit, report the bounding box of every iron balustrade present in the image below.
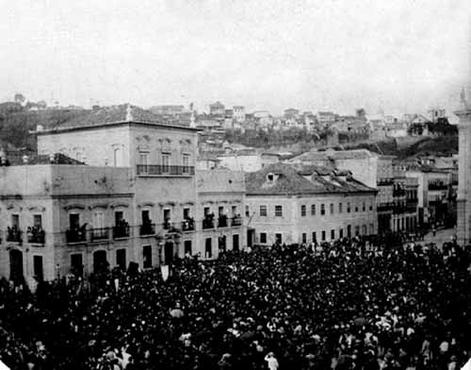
[113,224,130,239]
[181,219,195,231]
[202,217,215,229]
[218,215,228,228]
[66,228,87,243]
[90,227,109,241]
[136,165,195,176]
[231,216,242,226]
[6,227,22,243]
[26,227,45,244]
[140,223,156,236]
[377,178,394,186]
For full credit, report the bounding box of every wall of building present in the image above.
[37,126,132,167]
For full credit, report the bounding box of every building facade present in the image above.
[245,164,377,246]
[1,105,246,285]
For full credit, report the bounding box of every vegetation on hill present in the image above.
[0,106,89,151]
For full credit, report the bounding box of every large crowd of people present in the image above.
[1,236,471,369]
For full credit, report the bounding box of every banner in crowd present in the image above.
[161,265,169,281]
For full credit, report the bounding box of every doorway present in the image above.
[9,250,23,284]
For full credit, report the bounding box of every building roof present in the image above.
[9,153,85,166]
[34,104,196,134]
[245,163,376,196]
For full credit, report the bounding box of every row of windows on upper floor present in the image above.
[138,152,192,167]
[253,202,375,218]
[258,223,375,244]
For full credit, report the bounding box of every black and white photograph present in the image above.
[0,0,471,369]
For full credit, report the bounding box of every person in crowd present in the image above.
[0,234,470,369]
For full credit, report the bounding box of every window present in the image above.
[355,225,360,236]
[275,233,282,244]
[347,203,351,213]
[142,210,151,224]
[115,211,124,225]
[312,232,317,242]
[362,225,367,235]
[143,245,152,268]
[311,204,316,215]
[338,203,343,213]
[231,206,237,216]
[93,211,105,228]
[162,153,170,173]
[347,225,352,237]
[331,229,335,240]
[139,153,148,166]
[370,224,374,234]
[183,208,190,219]
[355,204,359,212]
[113,147,123,167]
[33,255,43,281]
[205,238,212,258]
[232,234,240,251]
[267,173,274,182]
[11,214,19,228]
[182,154,190,173]
[184,240,192,255]
[320,204,325,215]
[69,213,79,229]
[218,206,224,216]
[116,249,126,270]
[369,203,373,211]
[275,205,283,217]
[260,205,267,217]
[302,233,307,243]
[33,215,42,228]
[260,232,267,244]
[301,205,306,217]
[321,231,326,241]
[245,205,249,217]
[204,207,210,216]
[163,209,171,222]
[330,203,334,215]
[339,228,344,238]
[362,202,366,212]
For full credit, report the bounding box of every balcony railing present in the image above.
[66,228,87,243]
[202,218,215,229]
[6,227,22,243]
[377,202,394,213]
[163,220,172,230]
[90,227,109,242]
[377,178,394,186]
[231,216,242,226]
[136,165,195,176]
[113,224,130,239]
[26,227,45,244]
[218,215,228,228]
[428,183,448,191]
[182,219,195,232]
[140,223,156,236]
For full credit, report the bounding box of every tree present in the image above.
[14,93,26,105]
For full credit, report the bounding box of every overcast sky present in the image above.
[0,0,469,115]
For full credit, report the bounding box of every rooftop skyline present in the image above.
[0,0,470,115]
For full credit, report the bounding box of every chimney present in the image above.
[22,155,28,164]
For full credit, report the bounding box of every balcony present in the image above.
[136,164,195,177]
[428,183,448,191]
[377,178,394,186]
[392,189,406,197]
[231,216,242,227]
[90,227,110,242]
[218,215,228,228]
[202,216,215,230]
[66,228,87,244]
[113,224,130,239]
[26,226,45,244]
[377,202,394,213]
[182,218,195,232]
[163,220,172,230]
[140,222,156,236]
[6,227,22,243]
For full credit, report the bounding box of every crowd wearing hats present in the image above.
[0,236,471,369]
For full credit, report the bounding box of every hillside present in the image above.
[0,107,89,150]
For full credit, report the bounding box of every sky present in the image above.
[0,0,470,115]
